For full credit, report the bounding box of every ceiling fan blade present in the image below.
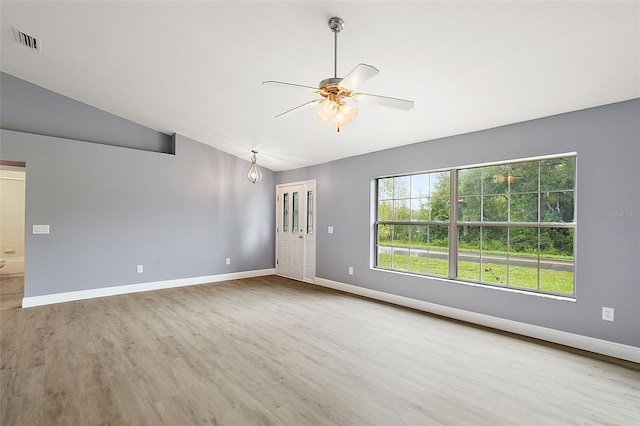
[262,80,319,91]
[274,99,323,118]
[351,93,414,111]
[339,64,379,91]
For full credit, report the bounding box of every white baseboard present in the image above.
[314,278,640,364]
[22,268,276,308]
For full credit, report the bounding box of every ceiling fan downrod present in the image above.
[328,17,344,79]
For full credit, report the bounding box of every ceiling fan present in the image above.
[263,17,414,132]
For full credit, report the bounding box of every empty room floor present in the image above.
[1,275,639,425]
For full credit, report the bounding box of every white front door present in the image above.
[276,181,316,282]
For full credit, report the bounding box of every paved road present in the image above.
[378,246,573,272]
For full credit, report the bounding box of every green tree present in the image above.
[392,177,410,244]
[430,173,450,221]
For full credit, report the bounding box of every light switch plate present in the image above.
[328,226,334,234]
[33,225,50,234]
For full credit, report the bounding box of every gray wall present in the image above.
[1,130,275,297]
[1,73,174,153]
[0,74,275,297]
[277,99,640,347]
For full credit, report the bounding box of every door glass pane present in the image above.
[306,191,313,234]
[283,193,289,232]
[292,192,299,232]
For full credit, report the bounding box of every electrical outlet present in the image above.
[137,265,143,273]
[348,267,353,275]
[226,258,231,265]
[602,307,614,322]
[328,226,334,234]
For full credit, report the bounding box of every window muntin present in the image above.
[375,155,576,296]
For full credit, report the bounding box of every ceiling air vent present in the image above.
[14,28,41,51]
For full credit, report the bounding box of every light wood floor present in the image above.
[1,275,639,425]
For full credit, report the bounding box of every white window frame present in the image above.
[373,153,577,297]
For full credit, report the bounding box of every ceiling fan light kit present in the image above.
[263,17,413,132]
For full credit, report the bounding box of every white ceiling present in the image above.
[1,1,638,171]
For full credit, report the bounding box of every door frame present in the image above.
[275,179,316,283]
[0,160,26,309]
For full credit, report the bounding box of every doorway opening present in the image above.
[0,160,26,310]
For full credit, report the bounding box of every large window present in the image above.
[375,155,576,296]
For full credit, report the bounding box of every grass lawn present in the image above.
[377,253,574,295]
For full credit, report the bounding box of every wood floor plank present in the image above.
[1,275,639,425]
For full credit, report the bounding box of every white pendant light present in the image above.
[247,150,262,184]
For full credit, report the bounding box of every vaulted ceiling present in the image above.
[1,1,638,171]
